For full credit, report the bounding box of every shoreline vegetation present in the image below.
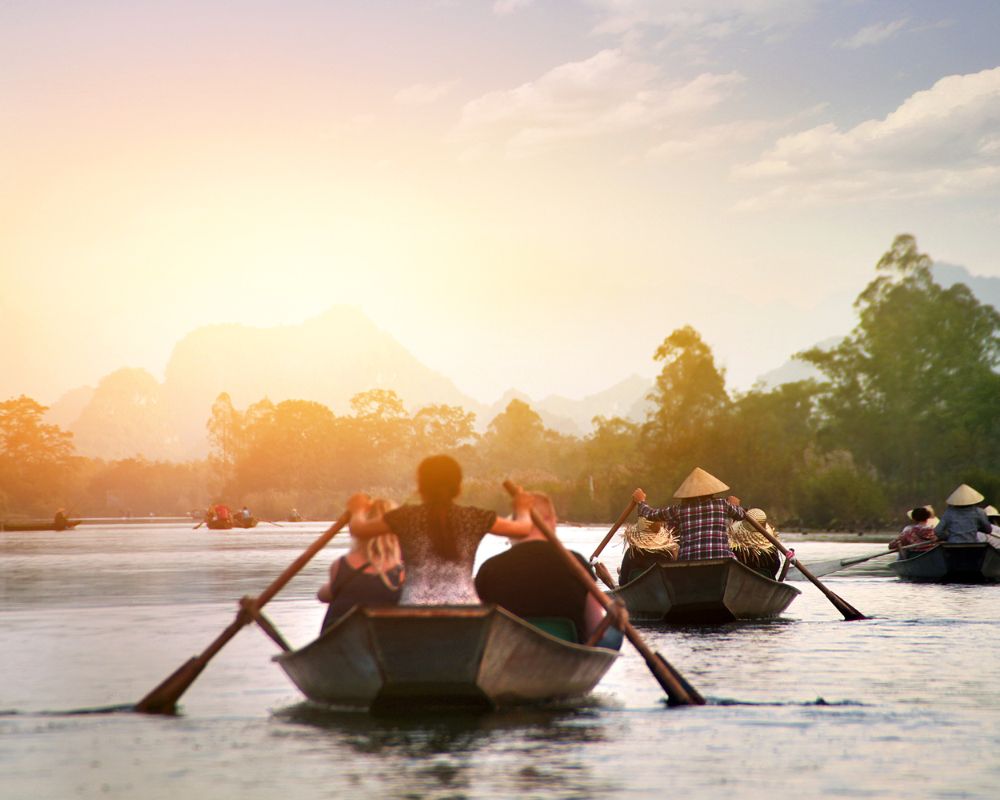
[2,236,999,529]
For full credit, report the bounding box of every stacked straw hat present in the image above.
[622,516,679,559]
[946,484,984,507]
[674,467,729,499]
[985,505,999,520]
[728,508,777,553]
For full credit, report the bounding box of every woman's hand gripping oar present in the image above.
[588,499,637,590]
[503,481,704,706]
[742,513,866,621]
[135,511,351,714]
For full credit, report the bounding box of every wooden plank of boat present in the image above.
[205,519,234,530]
[888,543,1000,583]
[611,558,801,624]
[273,605,619,712]
[0,519,81,532]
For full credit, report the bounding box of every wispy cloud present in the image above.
[736,67,1000,207]
[834,18,909,49]
[493,0,534,15]
[453,48,743,158]
[586,0,822,39]
[394,80,459,106]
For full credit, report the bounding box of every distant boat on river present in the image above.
[0,519,81,532]
[889,543,1000,583]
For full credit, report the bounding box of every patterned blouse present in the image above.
[383,504,497,604]
[637,498,746,561]
[889,523,938,553]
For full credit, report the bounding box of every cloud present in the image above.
[585,0,821,39]
[834,18,909,49]
[736,67,1000,206]
[493,0,534,15]
[394,80,459,106]
[453,48,743,157]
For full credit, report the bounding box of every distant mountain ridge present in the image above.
[43,263,999,460]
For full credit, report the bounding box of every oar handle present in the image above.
[589,499,638,561]
[742,514,866,621]
[502,481,702,706]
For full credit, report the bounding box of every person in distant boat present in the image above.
[889,506,938,558]
[213,503,232,524]
[53,509,69,531]
[475,492,625,650]
[934,484,990,543]
[633,467,747,561]
[728,508,781,578]
[318,498,403,632]
[346,455,533,604]
[240,506,252,522]
[976,505,1000,547]
[618,516,678,584]
[289,508,302,522]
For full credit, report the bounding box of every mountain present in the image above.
[160,306,484,453]
[934,262,1000,310]
[70,368,183,459]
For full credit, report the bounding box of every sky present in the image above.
[3,0,999,407]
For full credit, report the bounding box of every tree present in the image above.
[800,234,1000,503]
[0,395,77,513]
[207,392,243,490]
[642,326,731,483]
[481,399,550,477]
[412,404,478,454]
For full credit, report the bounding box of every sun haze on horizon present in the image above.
[3,1,999,407]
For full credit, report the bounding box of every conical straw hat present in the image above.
[674,467,729,499]
[946,484,984,506]
[985,505,999,518]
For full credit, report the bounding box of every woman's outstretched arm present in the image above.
[490,489,533,538]
[347,493,392,539]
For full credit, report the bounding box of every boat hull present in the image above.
[612,558,800,623]
[273,605,618,712]
[888,543,1000,583]
[205,519,234,530]
[1,520,80,532]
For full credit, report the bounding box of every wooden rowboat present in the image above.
[0,519,81,532]
[888,543,1000,583]
[205,519,234,530]
[273,605,619,712]
[611,558,801,624]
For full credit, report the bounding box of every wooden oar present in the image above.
[135,510,351,714]
[742,514,866,621]
[503,481,703,706]
[192,522,204,530]
[264,520,284,528]
[589,500,638,561]
[786,540,935,580]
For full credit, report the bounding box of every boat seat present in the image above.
[526,617,578,643]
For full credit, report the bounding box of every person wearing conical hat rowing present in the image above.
[975,504,1000,548]
[933,484,991,544]
[632,467,747,562]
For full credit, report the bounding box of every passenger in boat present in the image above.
[618,516,679,584]
[632,467,747,561]
[213,503,232,524]
[976,505,1000,547]
[346,455,533,604]
[728,508,782,578]
[934,484,991,543]
[888,506,938,557]
[240,506,252,523]
[318,498,403,632]
[53,509,69,531]
[474,492,625,650]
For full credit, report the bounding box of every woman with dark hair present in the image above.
[347,455,533,604]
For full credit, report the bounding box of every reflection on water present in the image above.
[2,524,1000,799]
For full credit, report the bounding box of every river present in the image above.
[2,522,998,799]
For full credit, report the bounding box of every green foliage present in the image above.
[0,396,78,514]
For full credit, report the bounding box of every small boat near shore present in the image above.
[888,543,1000,583]
[611,558,801,624]
[273,605,619,712]
[206,519,234,530]
[1,519,81,532]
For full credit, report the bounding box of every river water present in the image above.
[2,522,998,799]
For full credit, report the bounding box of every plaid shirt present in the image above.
[637,498,746,561]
